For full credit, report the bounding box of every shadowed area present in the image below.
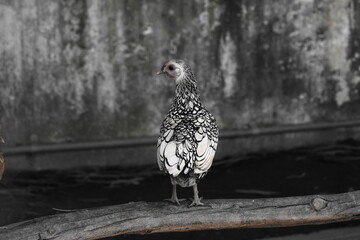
[1,139,359,239]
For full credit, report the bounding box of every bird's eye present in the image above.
[168,65,175,71]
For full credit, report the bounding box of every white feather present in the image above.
[161,141,188,177]
[194,135,217,174]
[164,129,174,142]
[159,140,166,158]
[166,153,184,177]
[195,131,203,141]
[167,154,179,166]
[164,141,176,158]
[196,134,209,157]
[157,147,164,170]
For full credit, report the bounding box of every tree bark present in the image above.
[1,191,360,240]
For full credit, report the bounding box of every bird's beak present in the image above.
[157,61,169,75]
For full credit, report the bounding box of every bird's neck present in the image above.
[174,78,201,111]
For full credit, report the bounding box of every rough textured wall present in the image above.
[0,0,360,147]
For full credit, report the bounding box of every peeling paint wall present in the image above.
[0,0,360,147]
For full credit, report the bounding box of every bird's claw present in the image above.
[188,197,206,207]
[164,198,186,205]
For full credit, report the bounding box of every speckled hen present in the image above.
[157,59,218,206]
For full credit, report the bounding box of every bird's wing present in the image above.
[157,119,195,177]
[193,111,218,175]
[157,111,218,177]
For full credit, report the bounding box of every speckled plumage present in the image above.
[157,59,218,206]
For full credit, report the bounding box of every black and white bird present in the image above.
[157,59,218,206]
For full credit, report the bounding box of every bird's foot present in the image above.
[164,197,186,206]
[188,197,206,207]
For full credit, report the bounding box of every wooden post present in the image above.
[1,191,360,240]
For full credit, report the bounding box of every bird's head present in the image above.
[157,59,188,82]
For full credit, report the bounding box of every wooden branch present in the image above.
[1,191,360,240]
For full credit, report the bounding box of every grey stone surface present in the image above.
[0,0,359,149]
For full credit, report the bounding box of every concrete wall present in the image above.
[1,0,360,161]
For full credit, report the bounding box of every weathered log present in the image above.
[1,191,360,240]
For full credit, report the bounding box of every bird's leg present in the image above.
[164,184,185,205]
[189,184,204,207]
